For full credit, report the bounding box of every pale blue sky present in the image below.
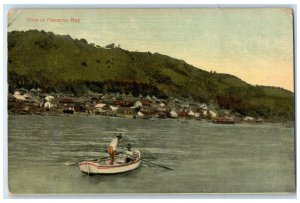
[8,8,294,91]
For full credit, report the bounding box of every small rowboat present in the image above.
[79,150,141,175]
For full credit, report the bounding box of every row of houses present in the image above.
[8,88,222,120]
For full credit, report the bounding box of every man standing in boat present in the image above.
[108,134,122,165]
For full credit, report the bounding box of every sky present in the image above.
[8,8,294,91]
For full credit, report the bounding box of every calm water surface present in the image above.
[8,115,295,194]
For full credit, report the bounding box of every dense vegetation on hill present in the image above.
[7,30,294,120]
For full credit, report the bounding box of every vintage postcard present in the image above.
[7,8,295,194]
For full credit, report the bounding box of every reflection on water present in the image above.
[8,115,295,194]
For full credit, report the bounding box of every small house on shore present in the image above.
[170,110,178,118]
[95,103,109,112]
[117,107,135,118]
[141,99,152,107]
[132,101,143,109]
[113,99,132,107]
[58,98,85,113]
[243,116,254,121]
[13,91,26,101]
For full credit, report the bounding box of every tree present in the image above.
[105,43,115,49]
[80,38,88,44]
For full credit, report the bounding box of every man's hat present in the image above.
[116,134,122,139]
[126,143,132,149]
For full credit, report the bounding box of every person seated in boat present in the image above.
[124,143,135,163]
[108,134,122,165]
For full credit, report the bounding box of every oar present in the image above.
[139,159,173,170]
[126,154,173,170]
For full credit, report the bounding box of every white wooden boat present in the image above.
[79,150,141,175]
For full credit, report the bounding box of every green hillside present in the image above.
[7,30,294,120]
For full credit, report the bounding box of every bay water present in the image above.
[8,115,295,194]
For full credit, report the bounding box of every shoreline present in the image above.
[7,111,294,127]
